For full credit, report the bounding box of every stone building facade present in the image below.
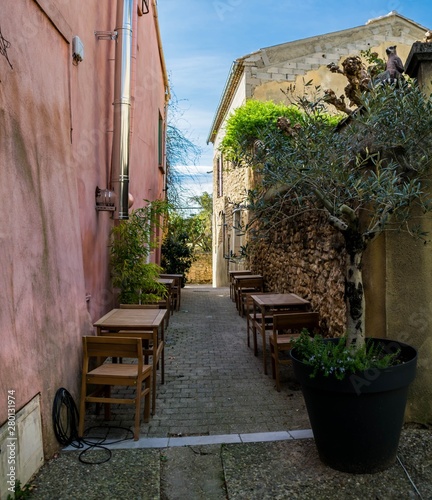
[209,11,427,289]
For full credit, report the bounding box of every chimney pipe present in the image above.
[111,0,134,220]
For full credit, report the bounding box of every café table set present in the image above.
[229,270,315,381]
[79,271,315,439]
[78,274,182,440]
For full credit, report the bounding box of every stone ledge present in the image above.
[405,42,432,77]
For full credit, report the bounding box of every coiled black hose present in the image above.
[52,387,133,464]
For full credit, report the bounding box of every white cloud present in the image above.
[176,165,212,175]
[173,165,213,204]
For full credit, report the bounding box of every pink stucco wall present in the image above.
[0,0,168,456]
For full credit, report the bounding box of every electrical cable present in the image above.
[397,455,424,499]
[52,388,134,465]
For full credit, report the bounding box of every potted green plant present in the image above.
[221,54,432,472]
[290,332,417,473]
[110,201,168,304]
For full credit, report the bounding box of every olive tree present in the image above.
[222,80,432,348]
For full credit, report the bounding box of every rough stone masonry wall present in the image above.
[187,252,212,284]
[248,209,346,337]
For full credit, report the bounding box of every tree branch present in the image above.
[328,215,348,231]
[339,204,357,222]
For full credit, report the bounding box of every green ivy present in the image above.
[220,99,341,163]
[220,100,304,161]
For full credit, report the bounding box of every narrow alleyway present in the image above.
[84,285,310,438]
[150,285,310,437]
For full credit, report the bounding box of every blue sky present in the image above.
[157,0,432,199]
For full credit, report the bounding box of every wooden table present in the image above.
[229,270,252,300]
[94,308,167,334]
[251,293,311,375]
[159,273,183,311]
[93,308,167,414]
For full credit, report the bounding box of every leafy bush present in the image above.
[161,231,194,286]
[220,100,304,162]
[291,331,400,380]
[110,202,168,304]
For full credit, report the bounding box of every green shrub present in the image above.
[110,202,168,304]
[220,100,304,161]
[161,232,194,286]
[291,331,400,380]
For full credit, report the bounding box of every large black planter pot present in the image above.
[290,338,417,474]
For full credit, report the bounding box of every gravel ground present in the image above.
[29,426,432,499]
[223,426,432,500]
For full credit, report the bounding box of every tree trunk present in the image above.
[345,249,365,348]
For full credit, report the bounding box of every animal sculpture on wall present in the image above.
[373,46,404,85]
[422,30,432,43]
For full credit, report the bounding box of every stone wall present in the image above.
[247,15,423,101]
[187,252,212,284]
[248,209,346,337]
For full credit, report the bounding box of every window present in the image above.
[232,209,243,258]
[138,0,150,15]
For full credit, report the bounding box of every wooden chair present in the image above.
[236,277,264,316]
[152,283,172,325]
[229,270,252,300]
[250,300,277,372]
[117,304,165,414]
[159,274,182,311]
[269,312,320,392]
[118,303,165,369]
[244,293,272,354]
[78,336,152,440]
